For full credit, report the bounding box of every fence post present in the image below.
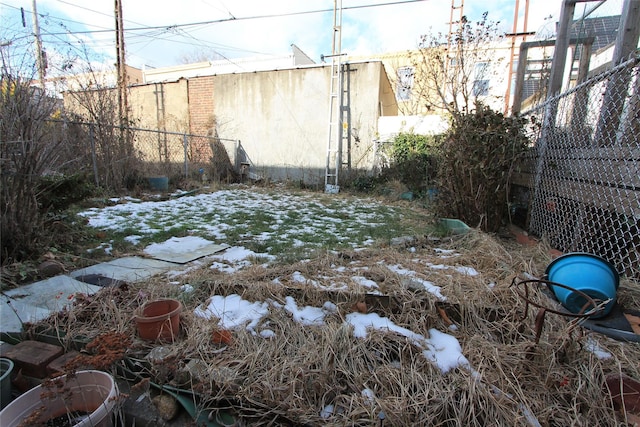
[546,0,575,101]
[594,0,640,145]
[235,140,240,171]
[183,133,188,178]
[89,124,99,187]
[527,97,558,232]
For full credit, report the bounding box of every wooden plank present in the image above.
[540,179,639,217]
[519,146,640,166]
[512,171,533,187]
[547,160,640,188]
[512,173,640,217]
[513,168,640,188]
[514,147,640,187]
[544,146,640,159]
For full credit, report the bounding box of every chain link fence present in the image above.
[518,55,640,278]
[46,120,242,189]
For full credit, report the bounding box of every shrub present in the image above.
[385,132,441,195]
[350,174,381,193]
[1,76,61,261]
[0,76,99,261]
[434,103,530,232]
[37,173,97,211]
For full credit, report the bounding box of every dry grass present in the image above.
[26,231,640,426]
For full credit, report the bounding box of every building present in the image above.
[142,44,315,83]
[64,50,397,186]
[50,64,143,94]
[514,14,624,113]
[61,12,630,186]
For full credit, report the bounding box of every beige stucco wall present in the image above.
[212,61,395,185]
[53,65,142,95]
[128,79,189,132]
[62,77,188,132]
[126,80,190,167]
[63,61,396,186]
[143,45,315,84]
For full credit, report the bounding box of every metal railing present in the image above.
[519,55,640,277]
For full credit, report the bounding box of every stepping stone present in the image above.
[72,273,125,288]
[5,340,64,378]
[1,275,102,333]
[70,256,178,283]
[3,275,102,312]
[144,237,230,264]
[1,296,52,333]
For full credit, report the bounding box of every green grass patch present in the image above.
[75,188,439,264]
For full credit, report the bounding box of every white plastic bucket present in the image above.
[0,370,118,427]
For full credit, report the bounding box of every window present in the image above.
[396,66,414,101]
[473,79,490,96]
[473,62,490,97]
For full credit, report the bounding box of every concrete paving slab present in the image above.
[1,253,195,334]
[145,241,230,264]
[71,273,125,287]
[1,296,51,333]
[70,256,178,283]
[2,275,102,333]
[4,275,102,310]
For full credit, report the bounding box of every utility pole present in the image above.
[504,0,529,114]
[115,0,128,128]
[31,0,46,89]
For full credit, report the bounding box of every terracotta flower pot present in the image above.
[134,299,183,342]
[211,329,232,345]
[352,302,367,314]
[605,373,640,423]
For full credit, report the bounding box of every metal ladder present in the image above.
[324,0,343,194]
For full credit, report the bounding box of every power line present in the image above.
[41,0,431,36]
[2,0,432,68]
[0,2,110,31]
[35,15,258,64]
[53,0,149,28]
[0,0,158,36]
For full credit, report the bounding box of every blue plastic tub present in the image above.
[148,176,169,191]
[545,252,619,318]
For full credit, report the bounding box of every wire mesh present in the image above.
[520,55,640,278]
[43,121,240,189]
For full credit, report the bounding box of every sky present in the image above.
[0,0,569,73]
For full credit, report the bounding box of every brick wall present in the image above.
[187,76,215,136]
